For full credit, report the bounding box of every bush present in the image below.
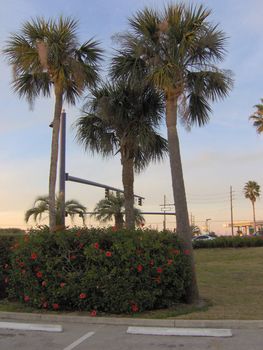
[0,236,16,298]
[7,227,191,314]
[193,236,263,249]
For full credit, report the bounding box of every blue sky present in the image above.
[0,0,263,233]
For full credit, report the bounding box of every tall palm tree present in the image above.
[250,99,263,133]
[25,195,87,226]
[244,181,260,234]
[92,192,145,229]
[76,79,167,229]
[110,3,233,302]
[4,17,102,231]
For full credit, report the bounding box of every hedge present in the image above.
[0,235,16,298]
[6,227,191,314]
[193,236,263,249]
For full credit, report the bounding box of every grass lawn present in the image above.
[0,247,262,319]
[176,247,263,320]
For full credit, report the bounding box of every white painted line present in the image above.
[0,321,63,332]
[127,326,232,337]
[63,331,95,350]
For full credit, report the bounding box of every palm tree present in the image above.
[244,181,260,234]
[250,99,263,133]
[4,17,102,231]
[25,195,87,226]
[92,192,145,229]
[110,3,233,302]
[76,79,167,229]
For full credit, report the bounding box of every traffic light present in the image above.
[138,197,142,206]
[105,188,110,198]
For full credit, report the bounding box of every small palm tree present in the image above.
[25,195,87,226]
[111,3,233,303]
[92,192,145,229]
[244,181,260,234]
[4,17,102,231]
[76,79,167,229]
[250,99,263,134]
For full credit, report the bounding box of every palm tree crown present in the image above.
[92,192,145,229]
[76,79,167,228]
[4,16,102,231]
[244,181,260,204]
[25,195,87,225]
[250,99,263,134]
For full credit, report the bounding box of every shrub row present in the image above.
[4,227,191,314]
[193,235,263,249]
[0,235,16,298]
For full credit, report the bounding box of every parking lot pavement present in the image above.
[0,320,263,350]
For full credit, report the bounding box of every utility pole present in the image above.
[230,185,234,236]
[163,195,166,231]
[59,110,66,227]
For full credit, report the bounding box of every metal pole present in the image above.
[59,110,66,227]
[230,185,234,236]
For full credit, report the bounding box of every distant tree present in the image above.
[4,17,102,231]
[25,195,87,226]
[250,99,263,133]
[92,192,145,229]
[76,79,167,229]
[244,181,260,234]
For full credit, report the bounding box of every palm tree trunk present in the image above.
[115,213,124,230]
[252,201,256,234]
[121,155,135,229]
[49,86,63,232]
[166,91,199,303]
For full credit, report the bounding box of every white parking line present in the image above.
[63,331,95,350]
[0,321,62,332]
[127,326,232,337]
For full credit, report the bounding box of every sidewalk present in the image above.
[0,311,263,329]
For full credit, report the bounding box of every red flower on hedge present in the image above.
[24,295,30,302]
[149,259,154,266]
[172,249,180,255]
[76,231,81,237]
[36,271,43,278]
[167,259,173,266]
[93,242,99,249]
[31,252,37,260]
[19,261,25,267]
[79,293,87,299]
[52,303,59,310]
[90,310,97,317]
[137,264,143,272]
[184,249,190,255]
[157,267,163,274]
[131,303,139,312]
[42,301,48,308]
[60,282,66,288]
[42,281,47,287]
[70,255,76,261]
[79,243,84,249]
[105,251,112,257]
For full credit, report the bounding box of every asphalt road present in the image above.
[0,321,263,350]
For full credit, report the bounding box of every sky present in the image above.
[0,0,263,234]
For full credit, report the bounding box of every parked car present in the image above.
[192,234,216,242]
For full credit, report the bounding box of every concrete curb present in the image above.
[0,321,63,332]
[0,312,263,329]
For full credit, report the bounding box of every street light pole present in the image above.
[59,110,66,227]
[205,218,211,233]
